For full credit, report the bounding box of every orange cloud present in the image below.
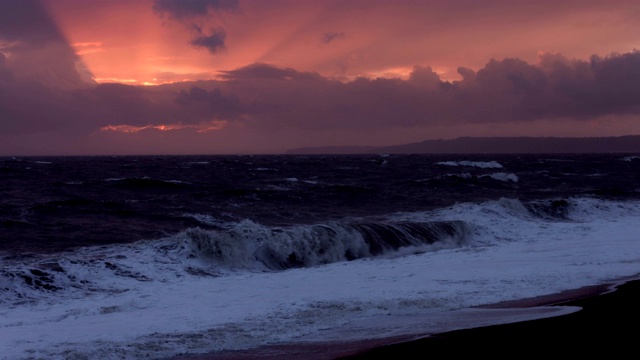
[99,120,228,134]
[71,41,103,55]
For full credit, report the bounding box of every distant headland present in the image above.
[286,135,640,154]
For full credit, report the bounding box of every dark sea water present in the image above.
[2,153,638,254]
[1,153,640,358]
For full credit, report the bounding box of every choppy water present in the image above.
[1,154,639,359]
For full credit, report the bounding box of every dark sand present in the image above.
[343,279,640,358]
[174,278,640,359]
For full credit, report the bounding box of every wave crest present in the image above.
[185,220,472,270]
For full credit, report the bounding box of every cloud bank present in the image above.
[2,47,640,153]
[171,51,640,131]
[1,0,640,155]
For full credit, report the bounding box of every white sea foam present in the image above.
[2,198,640,359]
[480,172,519,183]
[442,172,473,179]
[435,160,503,168]
[252,167,278,171]
[165,179,191,184]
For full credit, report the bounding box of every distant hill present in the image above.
[285,136,640,154]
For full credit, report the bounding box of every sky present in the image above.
[1,0,640,155]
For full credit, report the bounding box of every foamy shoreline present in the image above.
[170,278,636,359]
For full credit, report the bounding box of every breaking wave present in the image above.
[185,220,472,270]
[0,219,473,306]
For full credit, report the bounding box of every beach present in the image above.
[343,278,640,358]
[175,278,639,359]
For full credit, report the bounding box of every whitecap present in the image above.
[435,160,503,169]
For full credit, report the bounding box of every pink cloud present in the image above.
[99,120,228,134]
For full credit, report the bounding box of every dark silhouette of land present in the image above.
[286,135,640,154]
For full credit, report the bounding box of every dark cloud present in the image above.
[0,52,14,82]
[407,65,442,89]
[321,32,345,44]
[0,0,64,44]
[3,48,640,154]
[153,0,238,54]
[153,0,239,20]
[0,0,96,136]
[175,86,244,120]
[0,0,94,89]
[190,26,227,53]
[38,50,640,135]
[86,84,166,127]
[0,81,80,135]
[585,53,640,114]
[219,63,325,81]
[209,51,640,130]
[0,80,175,137]
[455,51,640,122]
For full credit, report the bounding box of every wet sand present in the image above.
[342,278,640,358]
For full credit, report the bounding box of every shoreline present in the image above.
[173,277,638,359]
[341,277,640,358]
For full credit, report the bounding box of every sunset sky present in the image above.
[1,0,640,155]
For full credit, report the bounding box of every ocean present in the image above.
[1,153,640,358]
